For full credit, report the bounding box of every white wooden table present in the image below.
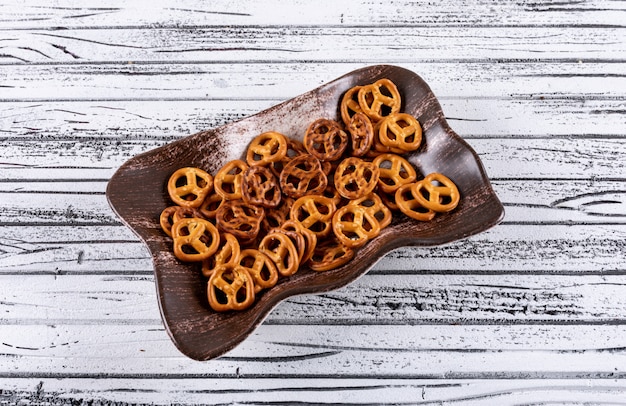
[1,1,625,404]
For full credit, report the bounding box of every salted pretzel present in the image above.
[281,220,317,264]
[308,238,355,272]
[372,153,417,194]
[201,232,241,278]
[347,112,374,157]
[207,264,255,312]
[198,192,224,219]
[348,193,392,229]
[214,159,248,200]
[246,131,288,167]
[357,78,401,122]
[334,157,380,200]
[332,204,382,248]
[267,226,307,264]
[413,173,460,212]
[241,165,282,208]
[279,154,328,199]
[237,249,279,293]
[304,118,348,162]
[395,182,436,221]
[378,113,422,152]
[340,85,363,126]
[167,167,213,208]
[258,232,300,277]
[290,195,336,238]
[215,199,265,244]
[171,217,220,262]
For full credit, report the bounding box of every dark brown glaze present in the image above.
[106,65,505,361]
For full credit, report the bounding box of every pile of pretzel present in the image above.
[160,78,460,312]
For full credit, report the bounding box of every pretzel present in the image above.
[281,220,317,264]
[378,113,422,152]
[334,157,380,200]
[201,232,241,278]
[348,193,392,229]
[332,204,381,248]
[340,85,363,126]
[372,153,417,194]
[258,232,300,277]
[171,217,220,262]
[269,138,308,177]
[290,195,336,238]
[395,182,436,221]
[267,227,307,264]
[304,118,348,162]
[167,167,213,208]
[237,249,279,293]
[357,79,401,122]
[214,159,248,200]
[198,192,224,219]
[261,197,294,234]
[241,165,282,208]
[215,200,265,244]
[308,238,355,272]
[159,206,179,237]
[246,131,288,167]
[413,173,460,212]
[347,112,374,157]
[379,190,400,211]
[279,154,328,199]
[207,264,255,312]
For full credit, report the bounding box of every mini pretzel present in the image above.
[159,206,179,237]
[332,204,381,248]
[237,249,279,293]
[304,118,348,162]
[268,227,306,264]
[167,167,213,208]
[198,192,224,219]
[214,159,248,200]
[308,238,355,272]
[357,79,401,122]
[348,193,392,229]
[378,113,422,152]
[269,138,307,177]
[290,195,336,238]
[246,131,288,167]
[347,112,374,157]
[215,200,265,244]
[171,217,220,262]
[395,182,436,221]
[207,264,255,312]
[413,173,460,212]
[372,153,417,194]
[281,220,317,264]
[201,233,241,278]
[334,157,380,200]
[340,85,363,126]
[241,165,282,208]
[258,232,300,277]
[279,154,328,199]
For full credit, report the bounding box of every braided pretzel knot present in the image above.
[246,131,288,167]
[347,112,374,157]
[241,165,282,208]
[304,119,348,162]
[259,232,300,277]
[372,153,417,194]
[357,79,401,122]
[395,182,436,221]
[207,264,255,312]
[309,238,354,272]
[340,85,363,126]
[413,173,460,212]
[279,154,328,199]
[167,167,213,208]
[237,249,279,293]
[334,157,380,200]
[171,218,220,262]
[215,200,265,244]
[290,195,336,238]
[378,113,422,152]
[348,193,392,229]
[202,233,241,278]
[214,159,249,200]
[332,204,382,248]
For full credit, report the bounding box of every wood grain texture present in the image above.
[1,0,625,402]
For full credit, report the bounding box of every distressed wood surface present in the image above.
[1,0,625,404]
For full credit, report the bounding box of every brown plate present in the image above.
[106,65,504,361]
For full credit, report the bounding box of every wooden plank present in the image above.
[1,0,624,29]
[1,26,624,64]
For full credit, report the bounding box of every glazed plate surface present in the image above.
[106,65,505,360]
